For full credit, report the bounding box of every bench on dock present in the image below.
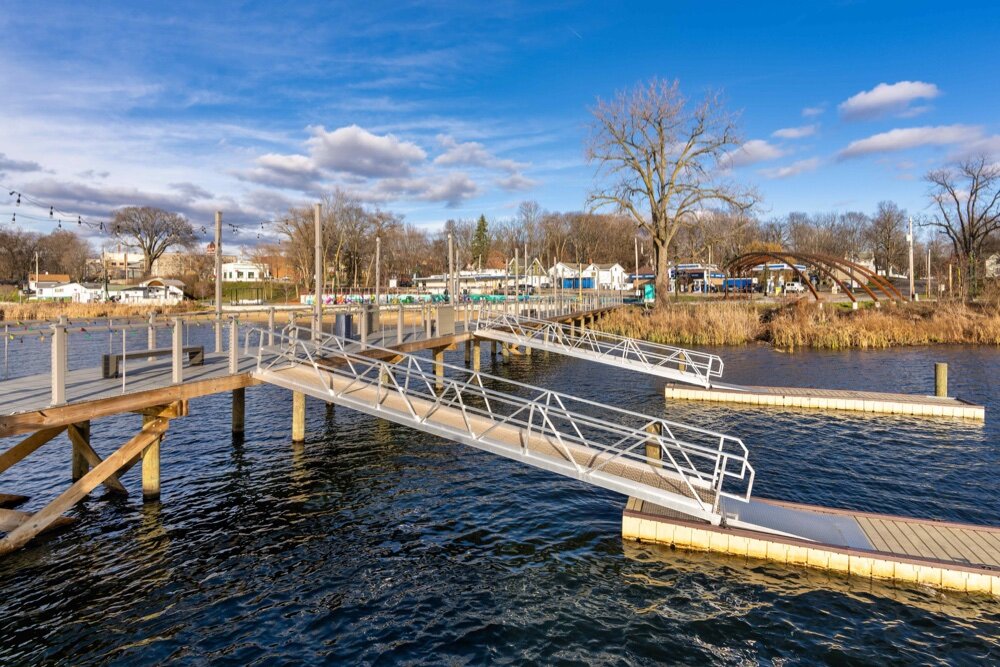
[102,346,204,378]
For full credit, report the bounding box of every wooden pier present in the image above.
[0,299,619,555]
[664,382,986,420]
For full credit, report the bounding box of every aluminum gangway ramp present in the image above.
[474,313,723,388]
[250,326,753,525]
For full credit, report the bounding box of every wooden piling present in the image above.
[232,388,245,434]
[645,422,662,468]
[292,391,306,442]
[472,340,481,371]
[141,415,161,501]
[935,363,948,397]
[433,347,445,389]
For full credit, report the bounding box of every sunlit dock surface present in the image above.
[625,497,1000,594]
[664,382,985,420]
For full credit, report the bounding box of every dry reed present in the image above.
[597,301,1000,349]
[0,301,198,322]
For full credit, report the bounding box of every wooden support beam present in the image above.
[0,426,66,475]
[0,374,256,439]
[0,418,168,555]
[0,508,74,534]
[472,340,481,372]
[67,423,128,495]
[71,421,89,482]
[0,493,29,509]
[292,391,306,442]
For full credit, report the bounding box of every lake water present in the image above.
[1,328,999,664]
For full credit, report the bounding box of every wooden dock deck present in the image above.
[623,497,1000,594]
[664,382,985,420]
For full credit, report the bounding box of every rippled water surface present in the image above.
[2,330,999,664]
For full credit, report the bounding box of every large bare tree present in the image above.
[866,201,906,276]
[587,78,757,302]
[925,155,1000,296]
[112,206,196,277]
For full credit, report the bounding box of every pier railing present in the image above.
[4,294,622,409]
[475,312,723,387]
[250,325,754,522]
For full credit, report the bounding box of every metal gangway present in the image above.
[250,326,753,524]
[474,313,724,388]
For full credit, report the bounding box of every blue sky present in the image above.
[1,1,998,246]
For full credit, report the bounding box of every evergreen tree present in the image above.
[471,215,490,268]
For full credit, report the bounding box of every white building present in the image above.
[222,260,269,282]
[116,278,186,305]
[34,282,104,303]
[587,263,628,290]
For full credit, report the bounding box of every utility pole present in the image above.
[214,211,223,353]
[907,216,915,301]
[634,237,639,297]
[926,246,931,299]
[313,203,322,339]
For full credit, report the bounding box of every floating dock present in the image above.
[623,497,1000,594]
[664,382,985,420]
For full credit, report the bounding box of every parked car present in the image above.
[783,281,806,293]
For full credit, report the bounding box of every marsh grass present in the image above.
[0,301,198,322]
[598,301,1000,349]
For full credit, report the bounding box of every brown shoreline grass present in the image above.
[0,301,201,322]
[597,301,1000,349]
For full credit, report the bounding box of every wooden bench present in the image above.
[102,346,205,378]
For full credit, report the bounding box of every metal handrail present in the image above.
[251,325,753,522]
[474,312,724,386]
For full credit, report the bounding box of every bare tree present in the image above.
[587,78,757,303]
[37,229,93,280]
[866,201,907,276]
[925,155,1000,296]
[112,206,196,277]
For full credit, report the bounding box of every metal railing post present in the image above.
[172,317,183,384]
[229,317,239,374]
[397,304,404,343]
[268,307,276,346]
[50,319,67,406]
[148,312,156,357]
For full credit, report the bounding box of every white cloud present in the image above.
[306,124,426,177]
[433,135,526,173]
[838,81,940,120]
[772,125,817,140]
[722,140,785,168]
[838,125,981,158]
[760,157,821,179]
[802,105,825,117]
[496,173,537,191]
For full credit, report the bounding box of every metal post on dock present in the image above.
[229,317,239,374]
[214,210,223,354]
[147,312,156,359]
[172,317,183,384]
[50,318,67,406]
[268,308,276,346]
[935,363,948,397]
[313,202,323,340]
[397,304,404,343]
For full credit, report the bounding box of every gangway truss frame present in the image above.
[474,312,723,388]
[250,326,753,524]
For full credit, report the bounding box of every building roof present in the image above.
[142,278,186,288]
[31,273,71,283]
